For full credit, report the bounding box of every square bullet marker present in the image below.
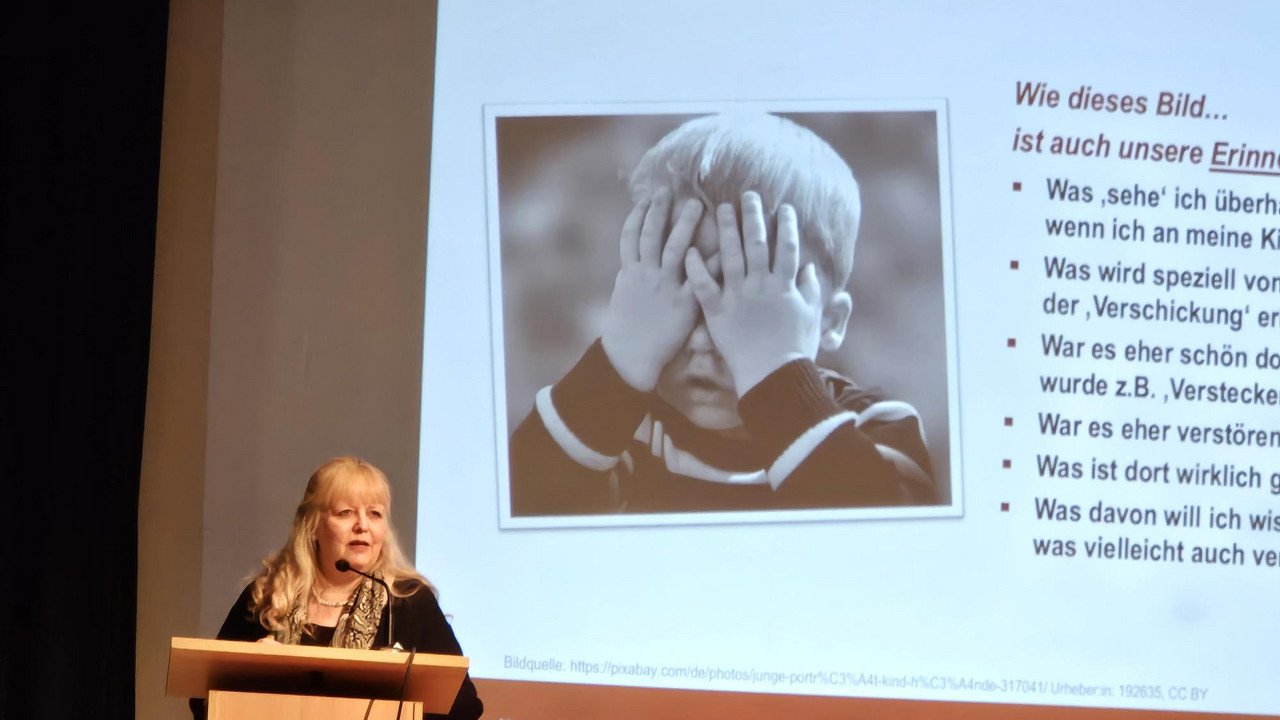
[1010,260,1019,270]
[1001,502,1010,512]
[1004,417,1013,426]
[1007,338,1016,348]
[1013,182,1022,191]
[1002,459,1011,469]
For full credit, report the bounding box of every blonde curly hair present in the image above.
[249,456,429,633]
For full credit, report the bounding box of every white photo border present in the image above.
[483,99,962,530]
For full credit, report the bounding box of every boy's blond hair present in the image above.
[628,112,861,290]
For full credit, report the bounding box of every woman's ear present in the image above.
[820,290,853,352]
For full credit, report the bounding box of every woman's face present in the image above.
[315,491,387,575]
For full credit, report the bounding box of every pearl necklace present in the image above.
[313,586,356,608]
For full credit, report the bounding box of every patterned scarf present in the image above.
[276,575,388,648]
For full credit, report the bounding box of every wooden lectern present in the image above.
[167,637,470,720]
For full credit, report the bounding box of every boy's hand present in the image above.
[601,191,703,392]
[685,192,822,396]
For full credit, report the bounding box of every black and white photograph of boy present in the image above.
[486,105,956,525]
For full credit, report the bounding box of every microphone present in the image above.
[334,559,398,650]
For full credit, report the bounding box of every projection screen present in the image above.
[417,1,1280,716]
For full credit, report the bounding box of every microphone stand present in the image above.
[334,559,399,652]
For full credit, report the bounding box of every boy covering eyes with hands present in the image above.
[510,113,935,516]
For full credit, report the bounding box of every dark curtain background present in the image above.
[1,2,169,718]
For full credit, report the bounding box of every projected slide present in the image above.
[418,1,1280,717]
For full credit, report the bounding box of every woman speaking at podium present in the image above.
[196,456,483,719]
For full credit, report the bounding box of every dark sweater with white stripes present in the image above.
[510,340,936,516]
